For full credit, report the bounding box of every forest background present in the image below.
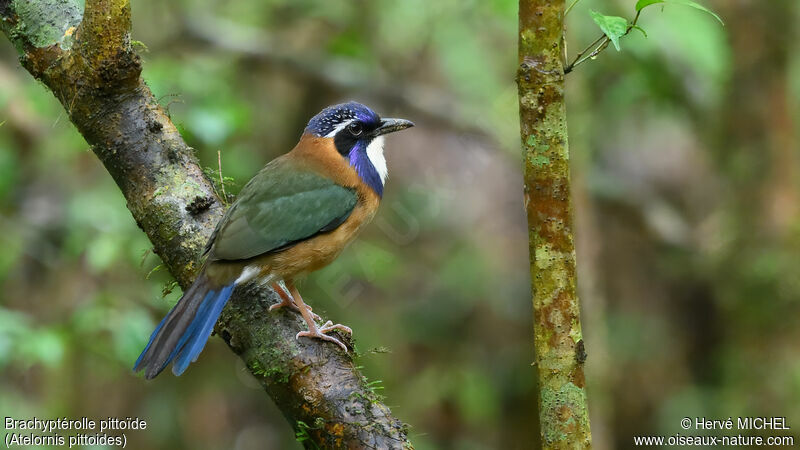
[1,0,798,448]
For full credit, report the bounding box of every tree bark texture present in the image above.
[517,0,592,448]
[0,1,411,448]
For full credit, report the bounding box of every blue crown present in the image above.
[305,102,381,137]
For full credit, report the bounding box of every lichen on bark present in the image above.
[517,0,592,448]
[3,0,82,50]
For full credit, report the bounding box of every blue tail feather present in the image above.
[133,311,169,370]
[172,284,235,376]
[159,289,217,375]
[133,278,235,379]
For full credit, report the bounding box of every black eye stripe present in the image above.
[334,132,357,156]
[334,126,376,156]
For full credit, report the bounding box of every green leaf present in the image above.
[636,0,723,25]
[667,0,723,24]
[635,0,664,11]
[589,10,629,51]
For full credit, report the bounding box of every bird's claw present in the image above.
[268,299,292,312]
[296,323,351,353]
[319,320,352,335]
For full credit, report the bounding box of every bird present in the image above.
[133,101,413,379]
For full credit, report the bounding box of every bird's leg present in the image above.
[287,281,351,352]
[269,282,295,310]
[269,282,321,322]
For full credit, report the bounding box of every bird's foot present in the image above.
[285,280,350,352]
[296,321,352,353]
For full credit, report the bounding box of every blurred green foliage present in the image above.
[1,0,799,449]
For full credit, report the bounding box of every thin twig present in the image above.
[217,150,227,205]
[565,0,583,17]
[565,34,606,73]
[564,9,642,74]
[568,37,611,72]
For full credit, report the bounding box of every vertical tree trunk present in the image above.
[517,1,592,448]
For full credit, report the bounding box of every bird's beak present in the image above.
[374,118,414,136]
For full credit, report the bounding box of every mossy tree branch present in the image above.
[517,0,592,448]
[0,0,411,448]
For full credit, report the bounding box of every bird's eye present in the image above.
[347,122,363,136]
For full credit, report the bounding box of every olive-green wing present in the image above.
[208,158,357,261]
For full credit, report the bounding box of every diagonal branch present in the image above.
[0,0,411,448]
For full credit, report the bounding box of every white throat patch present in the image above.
[366,136,388,184]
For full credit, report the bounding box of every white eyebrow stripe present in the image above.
[324,118,356,138]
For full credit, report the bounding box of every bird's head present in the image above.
[305,102,414,197]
